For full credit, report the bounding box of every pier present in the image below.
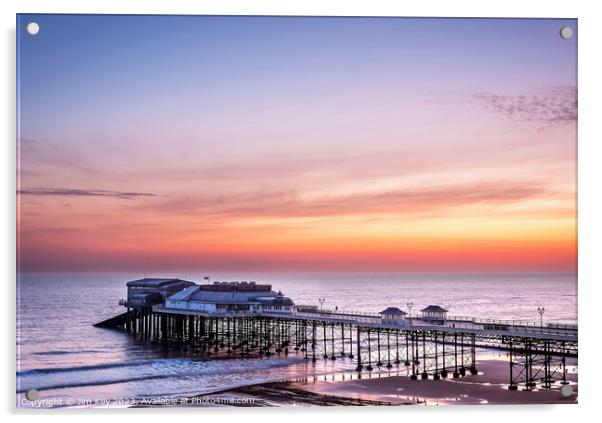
[95,278,578,392]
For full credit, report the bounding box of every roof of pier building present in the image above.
[379,307,407,315]
[166,283,294,306]
[127,278,196,288]
[258,292,295,307]
[421,305,448,313]
[199,281,272,292]
[166,285,200,301]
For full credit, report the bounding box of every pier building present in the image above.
[165,281,295,314]
[122,278,196,307]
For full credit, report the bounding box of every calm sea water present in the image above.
[16,273,577,407]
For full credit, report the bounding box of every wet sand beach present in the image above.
[293,359,578,405]
[157,359,577,407]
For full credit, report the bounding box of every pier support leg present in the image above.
[470,334,478,375]
[525,340,534,391]
[404,332,410,366]
[460,333,466,376]
[322,322,328,359]
[355,327,362,371]
[340,323,346,357]
[543,340,552,389]
[311,322,317,362]
[394,331,400,365]
[348,324,354,359]
[561,343,568,385]
[421,332,428,379]
[453,333,459,379]
[410,333,418,380]
[386,331,392,368]
[376,329,382,367]
[441,332,447,379]
[508,341,518,390]
[366,329,373,371]
[433,332,440,380]
[330,324,336,360]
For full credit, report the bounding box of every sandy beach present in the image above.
[180,359,578,407]
[294,359,578,405]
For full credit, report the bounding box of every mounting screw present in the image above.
[560,384,573,397]
[25,388,39,401]
[560,26,573,40]
[26,22,40,36]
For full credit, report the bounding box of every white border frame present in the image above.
[3,1,600,421]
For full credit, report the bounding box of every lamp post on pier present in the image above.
[537,307,545,328]
[318,298,325,313]
[407,302,414,326]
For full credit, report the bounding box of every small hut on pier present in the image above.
[379,307,407,325]
[420,305,448,325]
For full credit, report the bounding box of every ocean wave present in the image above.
[17,357,307,395]
[17,359,161,376]
[17,373,176,393]
[19,355,304,378]
[31,349,102,356]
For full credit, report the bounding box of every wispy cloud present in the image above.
[18,188,156,199]
[472,86,577,126]
[144,181,551,220]
[18,137,38,145]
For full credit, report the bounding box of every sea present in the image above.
[16,272,577,408]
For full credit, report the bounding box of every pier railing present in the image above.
[267,311,577,337]
[443,315,577,335]
[296,308,381,318]
[291,309,576,334]
[150,303,576,337]
[447,314,577,328]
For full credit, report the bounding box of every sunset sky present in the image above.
[17,16,577,274]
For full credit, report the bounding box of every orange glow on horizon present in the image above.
[18,187,576,273]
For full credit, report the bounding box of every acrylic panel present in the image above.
[16,15,577,408]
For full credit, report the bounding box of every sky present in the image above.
[17,15,577,274]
